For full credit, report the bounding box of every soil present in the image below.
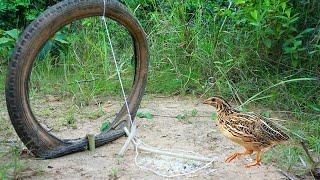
[6,95,286,179]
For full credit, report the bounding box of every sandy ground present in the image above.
[6,96,286,179]
[27,96,287,179]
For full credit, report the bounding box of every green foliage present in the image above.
[0,0,59,29]
[37,31,70,61]
[0,0,60,61]
[0,146,26,179]
[109,167,120,179]
[0,29,20,62]
[0,116,29,179]
[29,17,135,106]
[59,108,77,129]
[100,121,110,132]
[176,114,187,120]
[191,109,198,117]
[87,109,105,120]
[137,111,153,120]
[176,113,193,124]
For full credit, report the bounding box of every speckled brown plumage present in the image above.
[204,96,289,167]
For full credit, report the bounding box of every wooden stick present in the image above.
[87,134,95,151]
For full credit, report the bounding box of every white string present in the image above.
[133,137,216,178]
[102,0,133,125]
[101,0,216,177]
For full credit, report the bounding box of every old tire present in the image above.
[5,0,148,158]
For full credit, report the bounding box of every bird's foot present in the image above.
[225,153,239,163]
[245,150,262,168]
[244,161,261,168]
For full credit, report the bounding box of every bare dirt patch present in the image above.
[6,95,285,179]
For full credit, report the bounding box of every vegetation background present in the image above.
[0,0,319,178]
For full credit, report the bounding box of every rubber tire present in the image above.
[5,0,148,158]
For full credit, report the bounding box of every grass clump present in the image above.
[137,111,154,120]
[0,113,39,179]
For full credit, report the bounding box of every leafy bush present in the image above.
[0,29,20,63]
[0,0,59,29]
[0,0,60,61]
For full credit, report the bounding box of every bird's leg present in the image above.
[245,150,262,168]
[225,149,253,163]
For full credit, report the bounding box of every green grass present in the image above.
[0,107,32,179]
[29,17,136,106]
[0,145,30,179]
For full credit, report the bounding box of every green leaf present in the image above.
[55,38,69,44]
[81,19,92,27]
[234,0,246,5]
[176,114,186,120]
[284,46,294,54]
[136,112,145,118]
[213,61,223,64]
[295,40,302,47]
[145,112,153,120]
[281,2,286,11]
[250,10,258,21]
[225,59,234,65]
[301,28,314,35]
[0,37,12,45]
[100,121,110,132]
[191,109,198,117]
[15,0,29,7]
[285,9,291,18]
[308,104,320,112]
[249,22,260,27]
[54,32,69,44]
[136,111,153,120]
[25,9,40,21]
[5,29,19,39]
[263,39,272,48]
[37,40,53,60]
